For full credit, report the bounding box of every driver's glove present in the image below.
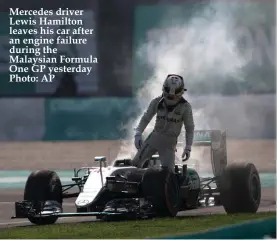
[182,147,191,161]
[134,133,142,150]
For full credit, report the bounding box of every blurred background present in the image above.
[0,0,275,142]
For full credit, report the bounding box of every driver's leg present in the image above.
[132,138,157,168]
[158,147,175,172]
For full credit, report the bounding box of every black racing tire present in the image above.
[219,163,261,213]
[24,170,63,225]
[141,168,180,217]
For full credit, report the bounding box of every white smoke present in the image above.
[116,0,272,170]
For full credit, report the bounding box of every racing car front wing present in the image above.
[11,200,137,220]
[11,201,153,219]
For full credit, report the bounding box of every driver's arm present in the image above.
[135,97,159,134]
[183,102,195,150]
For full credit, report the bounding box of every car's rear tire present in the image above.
[220,163,261,213]
[24,170,63,225]
[141,168,180,217]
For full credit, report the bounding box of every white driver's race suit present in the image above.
[132,95,194,171]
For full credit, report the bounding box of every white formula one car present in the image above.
[12,130,261,225]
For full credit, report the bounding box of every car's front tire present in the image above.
[24,170,63,225]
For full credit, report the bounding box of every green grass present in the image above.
[1,212,275,239]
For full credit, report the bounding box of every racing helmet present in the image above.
[162,74,187,105]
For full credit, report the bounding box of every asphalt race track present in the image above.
[0,188,275,228]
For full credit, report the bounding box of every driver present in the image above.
[132,74,195,172]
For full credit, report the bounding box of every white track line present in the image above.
[0,220,29,226]
[0,202,74,206]
[0,217,92,227]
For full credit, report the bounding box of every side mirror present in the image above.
[151,154,159,160]
[94,156,106,162]
[94,156,106,186]
[151,154,159,165]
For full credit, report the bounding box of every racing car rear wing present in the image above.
[193,130,213,146]
[177,130,225,148]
